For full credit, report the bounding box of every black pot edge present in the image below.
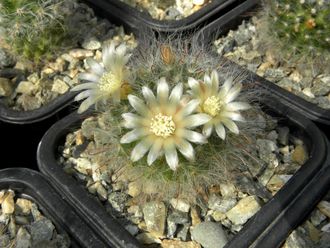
[194,0,330,125]
[37,110,142,248]
[37,91,328,248]
[0,91,77,124]
[83,0,242,33]
[250,138,330,248]
[0,168,111,248]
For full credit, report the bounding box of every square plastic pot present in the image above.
[0,168,114,247]
[82,0,244,33]
[37,83,329,248]
[194,0,330,125]
[0,91,78,124]
[0,109,77,169]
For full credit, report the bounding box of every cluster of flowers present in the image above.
[72,42,250,170]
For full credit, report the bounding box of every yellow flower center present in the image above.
[150,113,176,138]
[203,96,223,117]
[98,71,121,94]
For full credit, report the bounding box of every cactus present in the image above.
[72,35,264,202]
[0,0,69,66]
[263,0,330,67]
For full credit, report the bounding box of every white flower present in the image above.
[71,42,131,113]
[120,78,211,170]
[188,70,250,139]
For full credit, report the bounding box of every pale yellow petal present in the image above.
[215,123,226,139]
[120,129,147,144]
[202,123,213,137]
[225,83,242,103]
[142,86,156,105]
[222,118,239,134]
[157,77,169,103]
[128,95,148,116]
[181,99,200,117]
[182,130,207,144]
[169,83,183,104]
[184,114,212,128]
[131,139,152,162]
[221,112,245,122]
[71,83,98,92]
[211,70,219,93]
[218,77,233,99]
[79,73,100,83]
[188,77,200,94]
[74,90,94,101]
[77,97,96,114]
[165,144,179,170]
[147,138,163,165]
[122,113,143,128]
[86,58,104,76]
[225,102,250,111]
[176,140,195,161]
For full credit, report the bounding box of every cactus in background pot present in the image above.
[0,0,69,65]
[262,0,330,70]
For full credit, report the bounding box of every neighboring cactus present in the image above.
[0,0,67,65]
[263,0,330,66]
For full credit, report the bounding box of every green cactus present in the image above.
[0,0,68,66]
[264,0,330,66]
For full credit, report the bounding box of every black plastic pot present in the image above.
[195,0,330,125]
[82,0,243,34]
[0,91,77,124]
[37,85,329,247]
[0,168,114,248]
[36,110,141,248]
[250,144,330,247]
[0,101,78,169]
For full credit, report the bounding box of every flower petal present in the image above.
[147,139,163,165]
[122,113,142,128]
[181,99,200,116]
[225,83,242,103]
[165,144,179,170]
[203,123,213,137]
[182,130,207,144]
[86,58,104,76]
[176,140,195,161]
[71,83,98,92]
[218,77,233,99]
[122,54,132,65]
[225,102,250,111]
[102,42,116,70]
[221,112,245,122]
[77,96,96,114]
[188,77,200,95]
[120,129,147,144]
[79,73,100,83]
[116,43,127,56]
[211,70,219,93]
[128,95,148,116]
[222,118,239,134]
[169,83,183,104]
[131,139,152,162]
[184,114,212,128]
[215,123,226,139]
[74,90,94,101]
[142,86,156,105]
[157,77,169,103]
[204,74,211,87]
